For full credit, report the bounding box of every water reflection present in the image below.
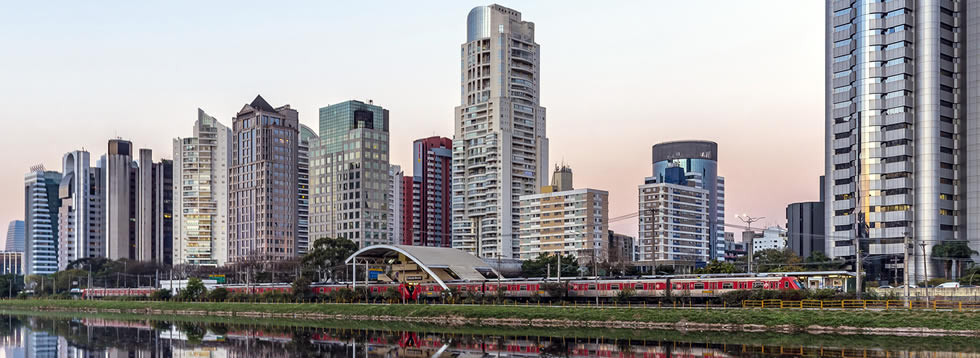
[0,314,976,357]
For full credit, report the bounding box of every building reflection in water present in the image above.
[0,314,978,358]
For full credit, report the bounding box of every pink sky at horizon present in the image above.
[0,1,824,247]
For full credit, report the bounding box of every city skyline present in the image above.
[0,1,824,242]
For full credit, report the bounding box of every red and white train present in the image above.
[83,275,804,301]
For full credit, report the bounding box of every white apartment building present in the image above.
[452,4,549,259]
[518,188,608,263]
[637,179,710,265]
[172,109,232,266]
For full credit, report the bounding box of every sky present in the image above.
[0,1,824,244]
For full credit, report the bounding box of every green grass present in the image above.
[4,299,980,332]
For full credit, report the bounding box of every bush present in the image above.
[207,287,228,302]
[150,289,172,301]
[227,292,251,302]
[177,278,207,301]
[719,289,753,306]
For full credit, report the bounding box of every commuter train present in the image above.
[83,275,804,301]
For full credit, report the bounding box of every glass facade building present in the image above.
[649,141,725,262]
[24,168,61,275]
[310,100,391,248]
[824,0,980,281]
[5,220,24,252]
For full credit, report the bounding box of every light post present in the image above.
[737,214,764,273]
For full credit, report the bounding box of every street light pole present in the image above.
[904,232,910,306]
[920,239,929,303]
[737,215,764,274]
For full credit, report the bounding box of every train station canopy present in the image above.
[345,245,500,290]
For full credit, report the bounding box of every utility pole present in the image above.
[904,232,910,306]
[737,215,764,273]
[920,239,929,303]
[855,244,862,299]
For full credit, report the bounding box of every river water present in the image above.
[0,313,977,357]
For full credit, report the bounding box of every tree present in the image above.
[302,237,359,282]
[933,242,978,279]
[695,260,740,274]
[178,277,207,301]
[520,253,580,277]
[804,251,846,271]
[150,289,172,301]
[291,276,312,300]
[743,248,803,272]
[0,275,23,298]
[959,265,980,285]
[207,287,228,302]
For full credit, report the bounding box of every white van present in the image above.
[937,282,960,288]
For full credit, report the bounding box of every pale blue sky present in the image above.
[0,1,824,242]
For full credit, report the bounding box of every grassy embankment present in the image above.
[2,299,979,332]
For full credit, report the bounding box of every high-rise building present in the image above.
[518,167,608,264]
[24,167,61,275]
[173,109,232,266]
[453,5,549,259]
[104,139,138,260]
[406,137,452,247]
[824,1,979,280]
[0,252,22,275]
[58,150,105,270]
[400,174,413,245]
[787,201,825,259]
[229,95,300,262]
[4,220,24,252]
[650,141,725,261]
[388,165,403,245]
[297,124,317,255]
[310,100,390,248]
[637,166,710,270]
[136,149,173,264]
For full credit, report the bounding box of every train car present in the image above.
[668,276,801,298]
[82,274,805,301]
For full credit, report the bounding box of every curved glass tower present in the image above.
[649,141,724,262]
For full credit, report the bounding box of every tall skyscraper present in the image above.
[24,167,61,275]
[452,5,549,258]
[297,124,317,255]
[173,109,232,266]
[229,95,300,262]
[104,139,138,260]
[4,220,24,252]
[407,137,452,247]
[58,150,105,270]
[136,149,172,264]
[388,165,403,245]
[310,100,391,248]
[650,141,725,262]
[825,1,977,280]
